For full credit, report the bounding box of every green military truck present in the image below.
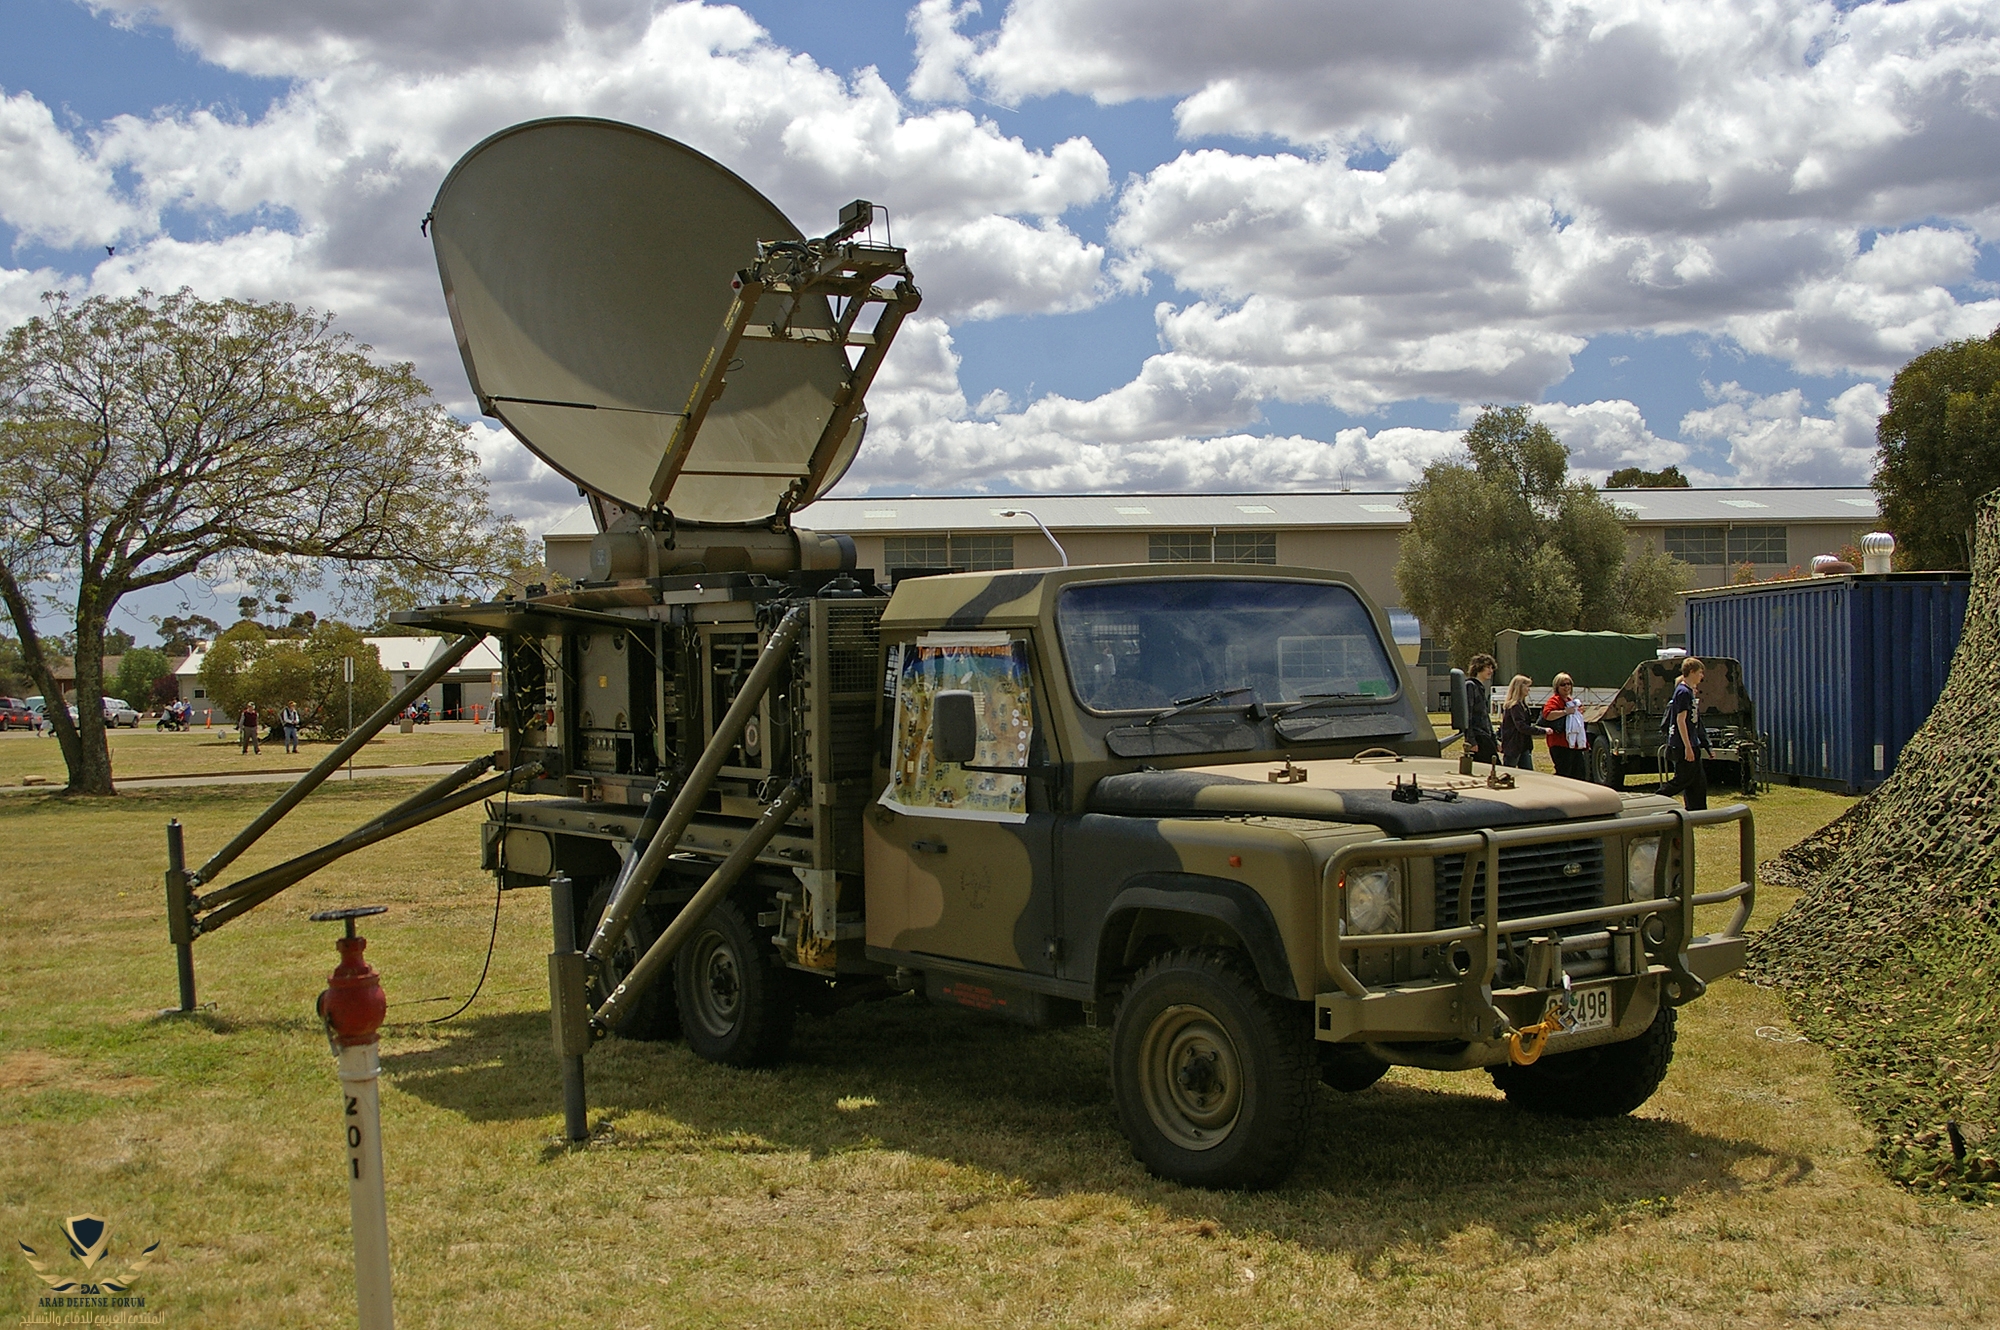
[164,118,1758,1191]
[1584,657,1758,794]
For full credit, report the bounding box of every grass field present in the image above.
[2,780,1996,1327]
[0,727,500,787]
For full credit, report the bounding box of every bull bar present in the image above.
[1316,803,1755,1044]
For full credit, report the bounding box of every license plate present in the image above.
[1566,983,1614,1033]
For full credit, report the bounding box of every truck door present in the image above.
[863,630,1058,976]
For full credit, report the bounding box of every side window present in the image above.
[883,631,1035,821]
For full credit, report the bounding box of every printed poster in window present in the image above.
[884,632,1034,822]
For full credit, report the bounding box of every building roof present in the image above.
[1593,488,1879,524]
[544,487,1880,540]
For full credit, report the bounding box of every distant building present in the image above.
[543,484,1882,677]
[172,637,504,722]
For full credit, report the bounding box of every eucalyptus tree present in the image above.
[1396,406,1687,664]
[0,288,529,794]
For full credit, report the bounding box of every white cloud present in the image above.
[0,91,149,247]
[3,4,1111,391]
[1679,381,1886,485]
[1723,227,2000,377]
[1528,399,1687,478]
[465,420,579,537]
[908,0,982,103]
[10,0,1997,504]
[948,0,2000,406]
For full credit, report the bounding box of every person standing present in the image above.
[1464,653,1498,764]
[1498,674,1536,771]
[1657,657,1711,810]
[1540,673,1587,780]
[280,700,302,754]
[239,699,261,755]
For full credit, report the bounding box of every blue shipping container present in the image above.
[1685,573,1970,793]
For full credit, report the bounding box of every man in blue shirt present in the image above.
[1657,658,1710,809]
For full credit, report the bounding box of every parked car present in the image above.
[64,698,141,727]
[0,696,34,729]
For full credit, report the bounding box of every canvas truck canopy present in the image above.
[1495,630,1661,690]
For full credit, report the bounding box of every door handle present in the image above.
[910,838,948,855]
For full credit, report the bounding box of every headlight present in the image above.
[1344,863,1403,935]
[1626,838,1661,901]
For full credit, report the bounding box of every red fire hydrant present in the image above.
[313,906,394,1330]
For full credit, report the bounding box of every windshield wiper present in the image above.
[1272,690,1382,713]
[1145,685,1256,726]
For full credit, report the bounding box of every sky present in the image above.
[4,0,1999,638]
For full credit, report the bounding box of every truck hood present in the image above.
[1089,758,1622,836]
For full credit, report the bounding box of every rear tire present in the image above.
[1489,1003,1676,1117]
[582,881,680,1041]
[1592,734,1624,791]
[1110,949,1314,1190]
[674,897,794,1067]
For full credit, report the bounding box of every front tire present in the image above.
[1489,1003,1676,1117]
[1110,949,1315,1189]
[674,897,794,1067]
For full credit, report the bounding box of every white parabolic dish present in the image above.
[430,118,857,525]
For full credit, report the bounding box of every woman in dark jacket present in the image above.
[1498,674,1536,770]
[1464,653,1498,764]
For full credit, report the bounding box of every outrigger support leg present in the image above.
[592,778,807,1037]
[191,763,542,933]
[585,603,808,967]
[185,632,487,890]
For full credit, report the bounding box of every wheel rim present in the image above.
[686,928,743,1038]
[1137,1002,1243,1151]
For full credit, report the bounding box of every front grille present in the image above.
[1435,838,1606,927]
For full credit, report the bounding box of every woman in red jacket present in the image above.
[1539,673,1586,780]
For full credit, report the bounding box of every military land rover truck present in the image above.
[1585,657,1758,794]
[163,118,1757,1190]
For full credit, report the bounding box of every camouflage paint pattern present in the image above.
[860,564,1736,1062]
[1587,657,1752,727]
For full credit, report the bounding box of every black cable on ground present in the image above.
[420,878,503,1024]
[394,738,514,1024]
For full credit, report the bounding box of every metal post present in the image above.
[163,820,196,1012]
[314,906,393,1330]
[546,874,589,1143]
[345,656,355,782]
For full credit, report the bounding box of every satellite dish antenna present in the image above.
[429,117,918,527]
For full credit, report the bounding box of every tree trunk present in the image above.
[65,586,116,796]
[0,560,90,785]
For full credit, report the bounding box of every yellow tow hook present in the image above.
[1508,974,1575,1066]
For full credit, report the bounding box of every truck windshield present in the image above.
[1057,579,1399,714]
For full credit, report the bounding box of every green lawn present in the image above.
[2,780,1996,1327]
[0,727,499,787]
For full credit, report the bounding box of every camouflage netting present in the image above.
[1745,493,2000,1203]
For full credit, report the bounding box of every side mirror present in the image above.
[932,690,978,764]
[1448,667,1467,732]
